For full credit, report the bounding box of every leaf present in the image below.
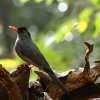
[55,25,68,42]
[56,0,64,3]
[55,21,74,42]
[90,0,100,8]
[93,12,100,37]
[20,0,29,3]
[78,20,88,33]
[45,0,53,5]
[0,59,19,70]
[35,0,43,3]
[79,7,93,20]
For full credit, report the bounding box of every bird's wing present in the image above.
[16,40,49,69]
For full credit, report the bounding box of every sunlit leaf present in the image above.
[90,0,100,8]
[20,0,29,3]
[56,0,64,2]
[55,21,74,42]
[35,0,43,3]
[93,30,100,38]
[0,59,19,69]
[93,12,100,37]
[95,12,100,28]
[55,25,68,42]
[79,7,93,19]
[78,20,88,33]
[45,0,53,5]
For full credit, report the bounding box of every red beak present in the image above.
[9,26,18,32]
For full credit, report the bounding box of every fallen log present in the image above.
[0,42,100,100]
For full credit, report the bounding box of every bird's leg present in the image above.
[29,65,34,71]
[19,63,27,67]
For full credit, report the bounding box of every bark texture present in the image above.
[0,42,100,100]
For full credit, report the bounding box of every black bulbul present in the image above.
[9,26,68,93]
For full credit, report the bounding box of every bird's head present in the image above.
[9,26,31,39]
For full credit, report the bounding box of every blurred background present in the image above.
[0,0,100,75]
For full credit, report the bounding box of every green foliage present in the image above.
[90,0,100,8]
[35,0,43,3]
[77,0,100,38]
[0,59,20,70]
[45,0,53,5]
[0,0,100,76]
[79,8,93,19]
[78,8,93,33]
[93,12,100,37]
[20,0,29,3]
[55,20,74,42]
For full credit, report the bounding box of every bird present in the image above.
[9,26,68,93]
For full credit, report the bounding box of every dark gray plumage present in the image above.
[9,26,68,93]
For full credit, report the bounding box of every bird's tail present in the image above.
[44,68,68,94]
